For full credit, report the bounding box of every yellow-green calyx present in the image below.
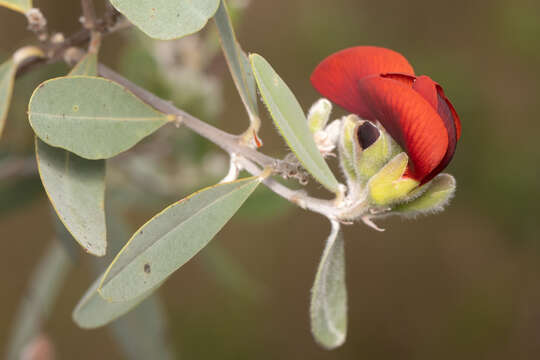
[305,99,457,230]
[367,152,419,206]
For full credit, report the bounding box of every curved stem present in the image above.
[97,64,339,218]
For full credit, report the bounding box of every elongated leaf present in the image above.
[73,273,162,329]
[36,139,107,256]
[0,0,31,13]
[5,241,71,360]
[99,177,261,302]
[110,0,220,40]
[28,76,172,160]
[250,54,339,192]
[0,58,17,137]
[35,54,107,256]
[310,220,347,349]
[214,0,259,127]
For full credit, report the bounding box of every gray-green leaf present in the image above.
[73,273,162,329]
[0,0,32,13]
[110,0,220,40]
[0,59,17,138]
[214,0,259,127]
[36,138,107,256]
[250,54,339,192]
[310,220,347,349]
[98,177,261,302]
[28,76,171,160]
[34,53,107,257]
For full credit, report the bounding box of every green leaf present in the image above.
[110,0,220,40]
[310,220,347,349]
[250,54,339,193]
[34,53,107,256]
[72,273,162,329]
[69,52,98,76]
[5,241,71,360]
[99,177,261,302]
[214,0,259,127]
[28,76,171,160]
[0,0,31,13]
[0,59,17,138]
[36,138,107,256]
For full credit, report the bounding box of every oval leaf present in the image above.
[36,138,107,256]
[310,220,348,349]
[0,58,17,138]
[250,54,339,192]
[28,76,171,160]
[35,53,107,256]
[99,177,261,302]
[110,0,220,40]
[214,0,259,127]
[0,0,31,13]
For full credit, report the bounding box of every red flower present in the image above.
[311,46,461,184]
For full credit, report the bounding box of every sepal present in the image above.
[393,174,456,216]
[368,152,419,206]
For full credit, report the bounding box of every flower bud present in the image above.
[307,98,332,133]
[393,174,456,216]
[368,152,419,205]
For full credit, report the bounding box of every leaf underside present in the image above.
[109,0,220,40]
[35,53,107,257]
[98,177,261,302]
[214,0,259,126]
[250,54,339,193]
[28,76,170,160]
[310,221,348,349]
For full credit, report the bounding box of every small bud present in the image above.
[307,98,332,133]
[368,152,419,205]
[393,174,456,216]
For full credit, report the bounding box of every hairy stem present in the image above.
[98,65,339,217]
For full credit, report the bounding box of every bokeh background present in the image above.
[1,0,540,359]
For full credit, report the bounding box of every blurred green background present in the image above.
[1,0,540,359]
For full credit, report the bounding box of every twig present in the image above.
[80,0,97,30]
[97,64,339,217]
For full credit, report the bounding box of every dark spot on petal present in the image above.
[144,263,151,274]
[357,122,380,149]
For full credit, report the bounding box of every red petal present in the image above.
[356,76,449,183]
[413,75,438,109]
[311,46,415,118]
[381,74,460,182]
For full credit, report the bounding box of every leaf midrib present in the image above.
[100,179,257,292]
